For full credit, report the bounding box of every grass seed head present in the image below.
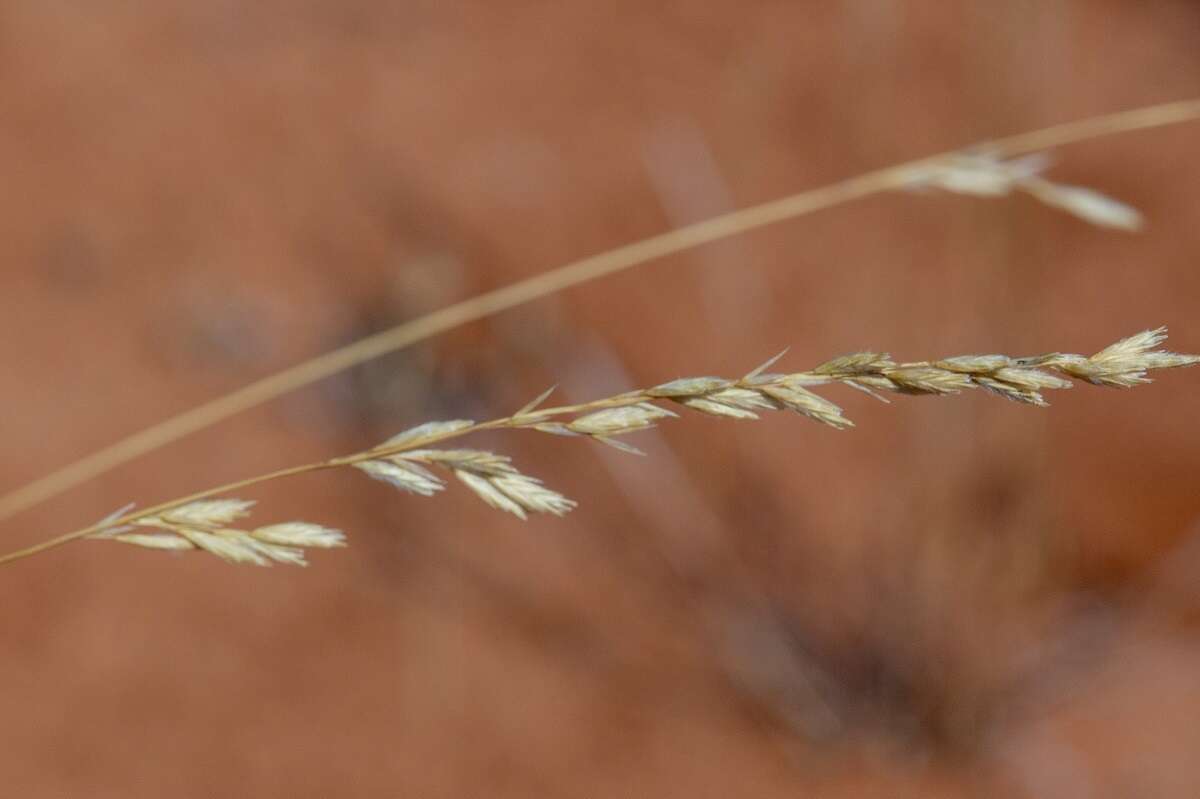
[77,328,1199,567]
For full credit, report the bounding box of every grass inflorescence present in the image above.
[0,328,1193,569]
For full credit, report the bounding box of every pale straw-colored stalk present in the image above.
[0,99,1196,525]
[1,328,1193,569]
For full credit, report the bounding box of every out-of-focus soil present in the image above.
[2,2,1199,796]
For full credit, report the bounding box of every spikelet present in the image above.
[883,367,975,395]
[1036,327,1200,387]
[356,444,576,521]
[812,352,895,378]
[252,522,347,549]
[908,153,1142,231]
[111,533,195,551]
[646,377,734,398]
[567,404,677,435]
[95,497,344,568]
[761,384,853,429]
[382,420,475,448]
[354,459,445,496]
[1020,178,1143,231]
[177,529,275,567]
[159,499,256,527]
[907,153,1044,196]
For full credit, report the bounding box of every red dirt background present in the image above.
[2,2,1199,796]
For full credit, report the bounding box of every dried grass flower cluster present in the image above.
[3,328,1191,569]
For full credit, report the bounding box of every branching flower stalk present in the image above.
[0,328,1194,570]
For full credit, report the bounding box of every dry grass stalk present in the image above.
[1,328,1194,569]
[1,99,1196,525]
